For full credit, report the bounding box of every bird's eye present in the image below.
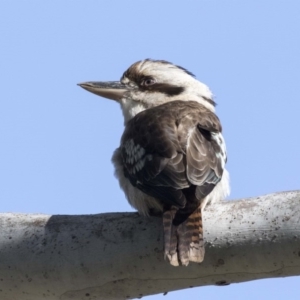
[142,78,156,86]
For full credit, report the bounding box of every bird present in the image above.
[78,59,230,266]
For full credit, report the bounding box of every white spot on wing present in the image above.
[123,139,150,174]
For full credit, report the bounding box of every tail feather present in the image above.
[187,207,204,263]
[163,206,204,266]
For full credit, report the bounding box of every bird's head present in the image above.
[78,59,215,123]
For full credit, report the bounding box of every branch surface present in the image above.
[0,191,300,300]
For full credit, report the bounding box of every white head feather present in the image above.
[119,59,215,122]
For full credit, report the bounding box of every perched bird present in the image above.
[78,59,230,266]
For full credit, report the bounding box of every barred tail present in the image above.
[163,206,204,266]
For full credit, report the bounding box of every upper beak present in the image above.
[77,81,128,102]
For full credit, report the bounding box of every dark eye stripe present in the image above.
[142,83,185,96]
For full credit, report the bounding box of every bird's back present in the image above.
[117,100,227,266]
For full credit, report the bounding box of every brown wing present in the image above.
[186,127,226,199]
[121,104,188,208]
[121,100,226,209]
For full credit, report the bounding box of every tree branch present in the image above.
[0,191,300,300]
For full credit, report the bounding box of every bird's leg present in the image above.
[163,207,179,266]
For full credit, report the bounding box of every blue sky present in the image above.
[1,1,300,299]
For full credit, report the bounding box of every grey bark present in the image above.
[0,191,300,300]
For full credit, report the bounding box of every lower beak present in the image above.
[77,81,128,102]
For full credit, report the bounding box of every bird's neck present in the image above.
[120,98,147,124]
[120,95,216,124]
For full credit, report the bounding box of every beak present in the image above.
[77,81,128,102]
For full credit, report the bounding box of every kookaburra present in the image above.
[78,59,230,266]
